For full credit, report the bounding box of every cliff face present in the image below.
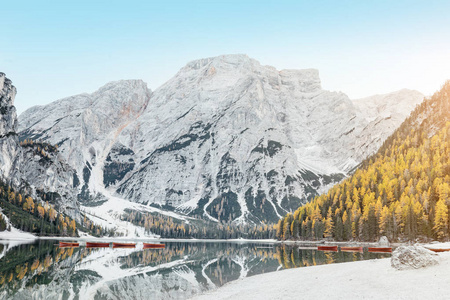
[17,55,425,224]
[0,73,78,216]
[18,79,152,207]
[0,73,20,179]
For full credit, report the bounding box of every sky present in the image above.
[2,0,450,115]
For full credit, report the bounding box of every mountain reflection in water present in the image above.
[0,240,390,299]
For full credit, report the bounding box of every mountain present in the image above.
[276,81,450,241]
[0,73,78,216]
[17,55,424,224]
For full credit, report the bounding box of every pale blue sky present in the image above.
[2,0,450,114]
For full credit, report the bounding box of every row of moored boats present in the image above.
[317,245,450,253]
[317,246,392,253]
[59,242,165,249]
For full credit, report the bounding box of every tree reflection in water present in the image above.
[0,241,391,299]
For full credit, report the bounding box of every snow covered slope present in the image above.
[0,210,36,241]
[18,55,425,224]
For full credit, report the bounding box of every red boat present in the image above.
[59,242,79,247]
[143,243,165,249]
[112,242,136,248]
[317,245,338,252]
[425,248,450,253]
[86,242,110,248]
[368,247,392,253]
[341,246,363,252]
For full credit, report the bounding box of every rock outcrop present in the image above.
[0,73,20,179]
[391,245,439,270]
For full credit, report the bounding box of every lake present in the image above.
[0,240,391,299]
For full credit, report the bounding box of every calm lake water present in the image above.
[0,240,391,299]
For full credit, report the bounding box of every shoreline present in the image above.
[1,234,402,247]
[0,234,280,244]
[191,245,450,300]
[0,232,408,248]
[33,236,281,244]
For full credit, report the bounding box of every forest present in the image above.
[277,81,450,242]
[0,182,76,236]
[0,178,109,237]
[123,209,277,240]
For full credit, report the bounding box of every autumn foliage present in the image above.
[277,81,450,242]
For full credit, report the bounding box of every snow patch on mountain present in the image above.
[0,210,36,241]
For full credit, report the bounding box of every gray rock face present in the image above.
[0,73,20,179]
[9,144,78,213]
[19,79,151,207]
[391,245,439,270]
[0,73,78,216]
[0,73,17,135]
[17,55,425,224]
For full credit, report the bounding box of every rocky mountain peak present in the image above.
[180,54,321,91]
[95,79,150,95]
[0,73,18,136]
[0,72,17,100]
[184,54,254,70]
[352,89,424,122]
